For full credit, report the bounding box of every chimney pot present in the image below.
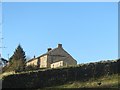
[34,55,35,58]
[58,44,62,48]
[48,48,52,52]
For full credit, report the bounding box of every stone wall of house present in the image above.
[47,47,77,67]
[50,57,77,68]
[51,61,64,68]
[40,55,47,68]
[26,58,38,66]
[26,44,77,68]
[63,56,77,66]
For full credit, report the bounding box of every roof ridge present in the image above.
[26,47,59,63]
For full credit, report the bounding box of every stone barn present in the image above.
[26,44,77,68]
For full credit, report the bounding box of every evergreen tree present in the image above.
[13,44,26,61]
[4,44,26,72]
[12,44,26,71]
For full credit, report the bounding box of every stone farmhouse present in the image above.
[26,44,77,68]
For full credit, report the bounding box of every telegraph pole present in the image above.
[0,1,2,68]
[0,2,6,68]
[0,2,3,90]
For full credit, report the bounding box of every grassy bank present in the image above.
[43,74,119,89]
[2,59,119,89]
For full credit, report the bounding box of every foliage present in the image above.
[3,44,26,72]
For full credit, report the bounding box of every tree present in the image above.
[4,44,26,72]
[13,44,26,71]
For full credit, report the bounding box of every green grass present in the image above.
[42,74,119,89]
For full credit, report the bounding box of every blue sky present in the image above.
[2,2,118,64]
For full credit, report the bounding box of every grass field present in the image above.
[42,74,119,89]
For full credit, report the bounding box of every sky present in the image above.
[1,2,118,64]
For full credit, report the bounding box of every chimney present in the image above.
[58,44,62,48]
[34,55,35,58]
[48,48,52,52]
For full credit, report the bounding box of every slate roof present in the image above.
[26,57,38,63]
[26,47,58,63]
[38,47,58,57]
[26,45,76,63]
[1,58,8,63]
[0,58,8,66]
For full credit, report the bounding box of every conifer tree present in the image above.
[4,44,26,72]
[12,44,26,71]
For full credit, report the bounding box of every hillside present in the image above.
[44,74,119,89]
[1,59,119,89]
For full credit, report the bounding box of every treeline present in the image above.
[2,59,119,89]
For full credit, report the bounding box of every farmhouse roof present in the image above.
[26,48,61,63]
[26,57,38,63]
[26,44,75,63]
